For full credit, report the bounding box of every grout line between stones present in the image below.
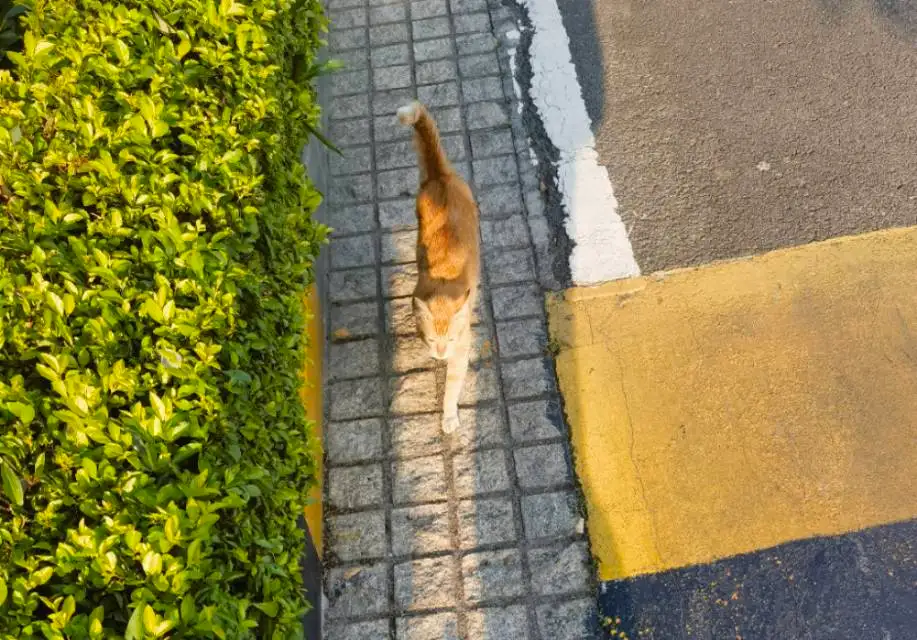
[355,0,401,633]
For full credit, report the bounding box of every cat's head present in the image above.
[413,290,472,360]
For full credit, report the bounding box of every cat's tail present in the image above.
[397,101,452,180]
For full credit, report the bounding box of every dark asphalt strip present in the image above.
[599,519,917,640]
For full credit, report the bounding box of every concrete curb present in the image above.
[300,35,333,639]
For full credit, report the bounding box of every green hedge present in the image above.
[0,0,327,636]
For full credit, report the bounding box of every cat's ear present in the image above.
[457,288,473,315]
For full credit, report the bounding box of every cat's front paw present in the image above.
[442,414,460,434]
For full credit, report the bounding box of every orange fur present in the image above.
[401,102,480,336]
[398,101,480,433]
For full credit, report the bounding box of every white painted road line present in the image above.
[519,0,641,285]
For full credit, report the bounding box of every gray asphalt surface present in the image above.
[558,0,917,273]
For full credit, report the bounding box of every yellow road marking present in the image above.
[301,284,324,555]
[548,227,917,581]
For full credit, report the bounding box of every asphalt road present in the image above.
[558,0,917,273]
[550,0,917,637]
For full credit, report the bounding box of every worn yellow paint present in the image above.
[548,227,917,582]
[301,284,324,556]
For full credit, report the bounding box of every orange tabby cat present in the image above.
[397,101,480,434]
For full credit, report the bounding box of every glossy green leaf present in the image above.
[142,551,163,575]
[0,460,23,507]
[143,605,159,634]
[6,401,35,424]
[125,604,144,640]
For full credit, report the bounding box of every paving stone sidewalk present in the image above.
[320,0,599,637]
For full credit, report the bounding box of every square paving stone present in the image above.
[330,94,372,120]
[456,32,498,55]
[371,23,410,46]
[330,27,368,51]
[329,202,377,235]
[378,167,418,200]
[375,88,417,116]
[328,510,387,561]
[386,297,417,336]
[418,81,460,107]
[485,248,536,285]
[462,549,525,604]
[328,464,385,510]
[328,174,373,205]
[459,52,501,78]
[417,59,458,85]
[332,69,371,96]
[383,262,419,298]
[450,404,508,450]
[381,229,417,263]
[414,37,453,61]
[514,443,572,490]
[379,198,418,229]
[375,65,413,90]
[327,418,384,465]
[391,335,434,373]
[412,16,451,40]
[330,301,380,342]
[470,124,514,156]
[394,556,457,611]
[466,101,509,129]
[389,413,444,458]
[491,283,543,321]
[508,398,566,443]
[391,503,452,556]
[457,497,516,548]
[536,599,599,640]
[481,215,530,253]
[412,0,448,19]
[372,43,412,67]
[501,358,556,399]
[390,371,438,414]
[330,377,385,420]
[327,619,392,640]
[330,267,378,303]
[527,541,592,596]
[473,155,518,188]
[371,4,407,24]
[476,183,526,218]
[452,449,510,497]
[330,338,381,380]
[453,12,491,34]
[392,454,447,504]
[334,48,370,70]
[522,491,580,540]
[330,118,372,147]
[466,606,529,639]
[450,0,487,13]
[396,613,459,640]
[327,563,390,619]
[459,366,501,405]
[375,113,413,142]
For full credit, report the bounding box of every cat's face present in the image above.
[413,292,471,360]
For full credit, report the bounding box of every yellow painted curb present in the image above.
[301,284,323,556]
[548,227,917,582]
